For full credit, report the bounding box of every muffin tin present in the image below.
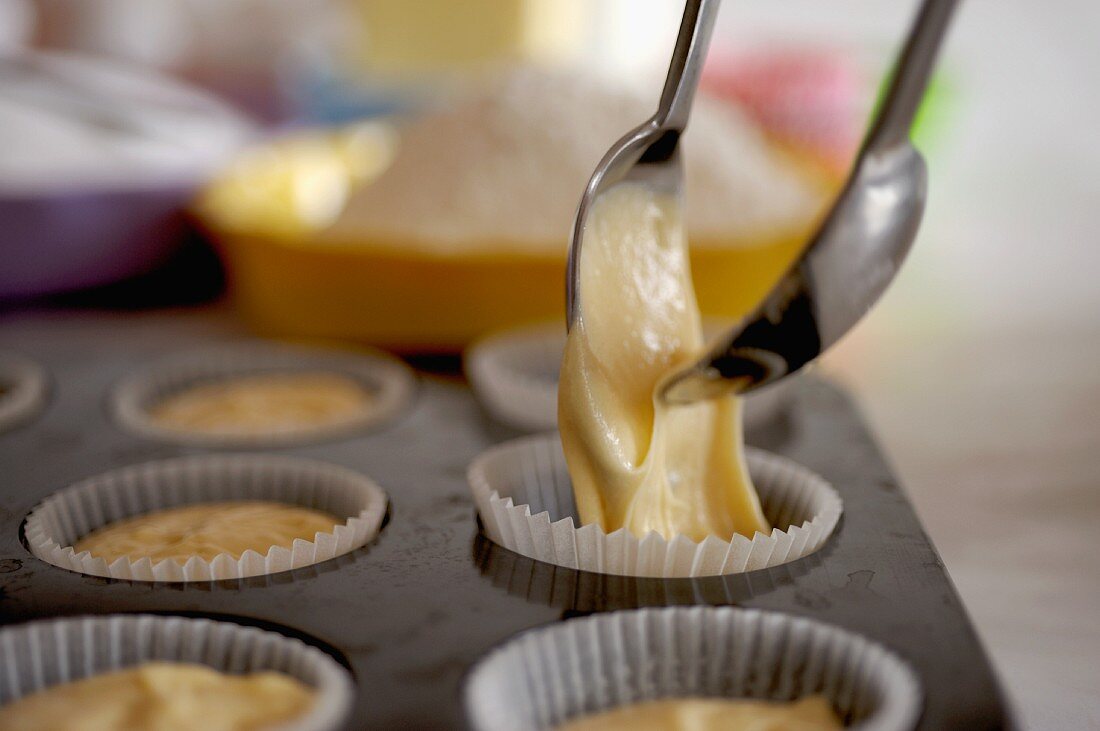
[0,313,1015,729]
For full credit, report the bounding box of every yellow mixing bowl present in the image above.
[195,123,831,352]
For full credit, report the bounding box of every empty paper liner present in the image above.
[465,324,793,433]
[466,324,562,432]
[0,352,49,433]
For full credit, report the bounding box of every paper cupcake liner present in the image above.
[465,323,563,433]
[464,324,792,433]
[465,607,921,731]
[0,614,353,731]
[24,454,388,582]
[467,433,841,578]
[473,530,825,612]
[0,352,49,433]
[111,342,415,447]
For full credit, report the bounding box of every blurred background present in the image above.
[0,1,1096,727]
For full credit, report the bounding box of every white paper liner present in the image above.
[111,342,415,447]
[0,614,353,731]
[24,454,388,582]
[467,433,841,578]
[465,607,922,731]
[0,352,49,433]
[465,323,562,433]
[464,324,792,433]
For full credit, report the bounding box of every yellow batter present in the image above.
[149,372,373,436]
[0,662,315,731]
[556,696,841,731]
[75,502,340,563]
[559,183,770,542]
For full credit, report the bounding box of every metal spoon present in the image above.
[661,0,961,404]
[566,0,721,324]
[564,0,960,404]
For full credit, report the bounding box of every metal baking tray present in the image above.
[0,311,1015,729]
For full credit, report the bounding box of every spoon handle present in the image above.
[654,0,723,132]
[864,0,961,152]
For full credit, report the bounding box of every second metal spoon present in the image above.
[662,0,961,404]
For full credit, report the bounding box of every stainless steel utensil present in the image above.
[661,0,961,404]
[565,0,721,325]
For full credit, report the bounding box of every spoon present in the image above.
[566,0,721,324]
[564,0,960,404]
[661,0,961,404]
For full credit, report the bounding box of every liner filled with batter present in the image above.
[0,614,353,731]
[24,454,388,581]
[111,342,415,448]
[464,607,922,731]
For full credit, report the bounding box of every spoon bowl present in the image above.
[662,0,959,404]
[661,140,930,404]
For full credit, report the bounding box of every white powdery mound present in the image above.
[330,68,822,251]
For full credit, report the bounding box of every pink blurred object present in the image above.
[703,49,866,176]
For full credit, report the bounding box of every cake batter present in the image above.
[75,501,340,563]
[0,662,315,731]
[150,372,372,436]
[559,183,770,541]
[555,695,841,731]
